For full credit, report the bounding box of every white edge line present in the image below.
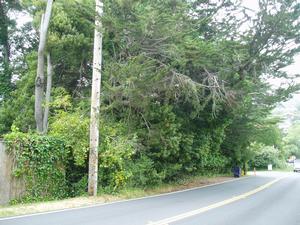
[0,176,251,221]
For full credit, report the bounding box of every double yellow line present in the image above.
[148,177,283,225]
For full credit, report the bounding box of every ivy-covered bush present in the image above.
[4,127,68,202]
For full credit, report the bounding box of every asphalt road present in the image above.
[0,172,299,225]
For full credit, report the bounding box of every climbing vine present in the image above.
[4,127,68,202]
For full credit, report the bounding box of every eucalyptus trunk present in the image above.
[35,0,53,133]
[43,53,53,134]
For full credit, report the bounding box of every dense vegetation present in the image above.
[1,0,300,202]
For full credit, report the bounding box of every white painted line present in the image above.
[147,177,284,225]
[0,176,250,221]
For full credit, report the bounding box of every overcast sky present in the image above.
[243,0,300,130]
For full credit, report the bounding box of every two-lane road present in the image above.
[1,172,299,225]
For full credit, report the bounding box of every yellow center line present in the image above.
[147,177,284,225]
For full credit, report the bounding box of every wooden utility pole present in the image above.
[88,0,103,196]
[35,0,53,133]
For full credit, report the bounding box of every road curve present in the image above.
[173,172,300,225]
[0,172,298,225]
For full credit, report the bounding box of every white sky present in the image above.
[242,0,300,74]
[242,0,300,129]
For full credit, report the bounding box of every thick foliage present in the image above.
[4,128,68,202]
[249,143,286,169]
[50,111,89,166]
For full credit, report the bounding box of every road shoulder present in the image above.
[0,175,237,218]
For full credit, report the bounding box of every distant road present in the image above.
[1,172,299,225]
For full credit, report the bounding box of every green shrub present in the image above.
[98,120,138,191]
[140,104,182,181]
[72,175,88,196]
[126,155,165,187]
[250,144,285,169]
[49,111,89,166]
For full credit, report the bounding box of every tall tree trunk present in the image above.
[35,14,45,132]
[88,0,103,196]
[43,53,52,134]
[35,0,53,133]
